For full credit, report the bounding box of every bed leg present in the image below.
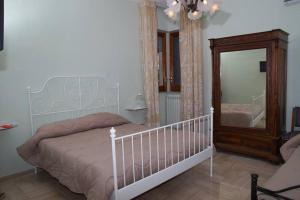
[34,167,38,175]
[210,155,213,177]
[251,174,258,200]
[210,107,214,178]
[110,128,118,200]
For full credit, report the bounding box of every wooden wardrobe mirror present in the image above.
[220,48,267,129]
[210,30,288,162]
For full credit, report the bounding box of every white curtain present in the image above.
[139,0,160,126]
[179,9,204,120]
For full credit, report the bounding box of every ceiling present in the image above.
[127,0,167,8]
[154,0,167,7]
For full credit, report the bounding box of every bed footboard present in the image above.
[110,108,214,200]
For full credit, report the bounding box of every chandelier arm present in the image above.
[180,0,188,8]
[165,0,220,20]
[179,0,189,12]
[180,0,200,12]
[194,0,199,11]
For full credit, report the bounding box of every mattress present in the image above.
[221,103,263,127]
[18,123,208,200]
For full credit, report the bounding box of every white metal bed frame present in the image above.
[27,76,214,200]
[110,110,214,200]
[27,76,120,136]
[251,90,266,127]
[27,76,120,174]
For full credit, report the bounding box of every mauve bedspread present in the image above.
[221,103,263,127]
[17,122,208,200]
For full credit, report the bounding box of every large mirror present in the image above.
[220,48,267,129]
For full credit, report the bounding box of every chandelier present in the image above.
[164,0,221,20]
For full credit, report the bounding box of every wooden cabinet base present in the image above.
[215,143,281,163]
[214,131,282,163]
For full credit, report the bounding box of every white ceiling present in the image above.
[128,0,167,7]
[154,0,167,7]
[156,0,167,7]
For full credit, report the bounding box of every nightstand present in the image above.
[126,107,147,125]
[125,107,147,112]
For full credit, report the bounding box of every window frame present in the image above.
[158,31,167,92]
[169,31,181,92]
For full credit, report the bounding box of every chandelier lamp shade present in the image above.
[164,0,221,20]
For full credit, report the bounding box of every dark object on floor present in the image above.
[0,192,5,200]
[251,174,300,200]
[291,107,300,134]
[282,107,300,144]
[282,131,299,144]
[251,134,300,199]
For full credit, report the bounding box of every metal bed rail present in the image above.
[110,108,214,200]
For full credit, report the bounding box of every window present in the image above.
[169,32,181,92]
[157,31,181,92]
[157,31,167,92]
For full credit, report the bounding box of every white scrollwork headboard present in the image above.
[27,76,120,136]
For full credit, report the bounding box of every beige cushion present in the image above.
[280,134,300,161]
[17,112,130,162]
[261,147,300,200]
[36,112,130,137]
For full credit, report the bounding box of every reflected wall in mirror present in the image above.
[220,49,266,129]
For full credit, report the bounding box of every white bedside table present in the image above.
[126,107,147,125]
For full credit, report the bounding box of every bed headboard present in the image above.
[27,76,120,135]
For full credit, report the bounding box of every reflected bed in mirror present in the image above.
[220,49,266,129]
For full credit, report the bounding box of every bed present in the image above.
[17,76,214,200]
[221,91,266,128]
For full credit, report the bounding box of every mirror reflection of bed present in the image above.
[220,48,267,129]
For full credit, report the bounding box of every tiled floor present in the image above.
[0,152,279,200]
